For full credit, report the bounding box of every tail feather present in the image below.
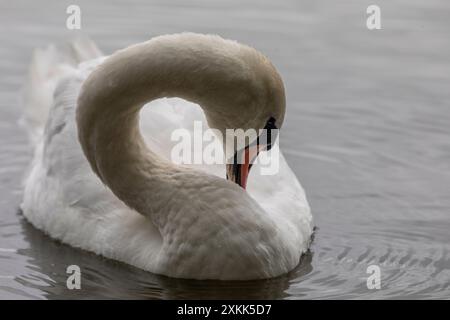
[20,36,102,144]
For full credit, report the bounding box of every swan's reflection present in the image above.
[15,212,314,299]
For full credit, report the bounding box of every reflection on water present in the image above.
[1,0,450,299]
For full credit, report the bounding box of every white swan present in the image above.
[21,33,312,280]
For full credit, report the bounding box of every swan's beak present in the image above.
[226,144,266,189]
[226,117,278,189]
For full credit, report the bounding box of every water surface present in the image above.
[0,0,449,299]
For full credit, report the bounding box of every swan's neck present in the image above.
[76,35,270,227]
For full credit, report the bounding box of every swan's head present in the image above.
[190,35,286,189]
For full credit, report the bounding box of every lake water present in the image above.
[0,0,449,299]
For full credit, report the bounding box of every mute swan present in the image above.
[21,33,312,280]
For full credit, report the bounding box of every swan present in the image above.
[20,33,313,280]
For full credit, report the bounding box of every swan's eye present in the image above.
[264,117,277,130]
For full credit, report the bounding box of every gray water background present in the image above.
[0,0,449,299]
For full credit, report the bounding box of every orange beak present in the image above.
[226,144,266,189]
[226,116,278,189]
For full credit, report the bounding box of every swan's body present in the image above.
[21,33,312,280]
